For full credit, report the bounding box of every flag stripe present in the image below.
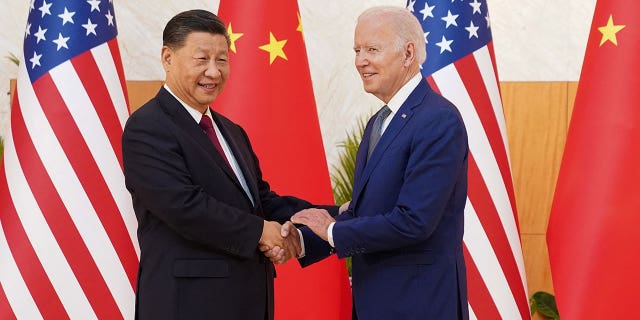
[1,154,60,319]
[468,304,477,320]
[14,74,117,318]
[427,76,528,319]
[473,47,518,219]
[4,97,90,317]
[0,276,18,320]
[471,48,526,287]
[1,96,48,320]
[456,49,516,216]
[426,76,440,94]
[481,44,507,156]
[467,153,528,318]
[106,39,130,130]
[435,62,526,318]
[455,53,509,185]
[463,196,521,319]
[0,197,53,320]
[1,184,62,319]
[72,48,125,172]
[68,52,139,288]
[3,2,137,318]
[411,1,528,318]
[463,244,502,320]
[11,78,101,319]
[428,51,528,320]
[432,60,525,282]
[455,49,528,316]
[35,68,133,316]
[486,42,501,96]
[17,63,122,318]
[92,42,140,260]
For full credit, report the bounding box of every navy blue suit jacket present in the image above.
[301,79,469,319]
[123,87,314,320]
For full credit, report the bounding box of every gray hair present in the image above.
[358,6,427,64]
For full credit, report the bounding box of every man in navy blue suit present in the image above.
[290,6,469,320]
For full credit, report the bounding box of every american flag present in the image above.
[0,0,138,319]
[407,0,530,319]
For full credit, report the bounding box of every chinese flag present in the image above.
[216,1,352,319]
[547,0,640,318]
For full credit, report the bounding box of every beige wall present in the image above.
[1,0,596,166]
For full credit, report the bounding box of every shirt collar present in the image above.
[164,84,212,122]
[385,72,423,115]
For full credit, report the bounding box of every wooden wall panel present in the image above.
[126,81,163,112]
[500,82,575,299]
[567,82,579,123]
[522,235,555,293]
[501,82,569,235]
[524,235,556,320]
[8,79,161,113]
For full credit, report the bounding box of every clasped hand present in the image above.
[259,207,339,264]
[290,208,335,242]
[259,221,300,264]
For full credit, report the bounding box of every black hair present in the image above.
[162,9,230,49]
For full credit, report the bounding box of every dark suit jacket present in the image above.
[122,87,315,320]
[301,79,469,319]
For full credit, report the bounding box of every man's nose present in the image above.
[204,62,221,78]
[355,54,369,67]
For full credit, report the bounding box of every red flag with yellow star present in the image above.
[215,1,351,319]
[547,0,640,318]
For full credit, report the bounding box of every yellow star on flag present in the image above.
[598,15,625,46]
[259,32,288,64]
[297,12,304,38]
[227,23,244,53]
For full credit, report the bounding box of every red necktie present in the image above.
[199,114,232,168]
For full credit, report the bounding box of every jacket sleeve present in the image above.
[297,208,353,267]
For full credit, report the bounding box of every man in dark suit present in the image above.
[122,10,321,320]
[290,6,469,320]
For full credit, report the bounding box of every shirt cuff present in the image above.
[327,222,336,248]
[297,229,305,258]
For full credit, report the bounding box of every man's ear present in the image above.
[403,42,416,67]
[161,46,172,70]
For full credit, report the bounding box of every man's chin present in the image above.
[362,85,377,96]
[197,95,218,107]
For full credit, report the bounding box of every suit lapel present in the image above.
[351,80,429,207]
[156,88,244,189]
[212,112,260,207]
[351,116,374,209]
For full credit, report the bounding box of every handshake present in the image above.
[258,206,344,264]
[258,220,302,264]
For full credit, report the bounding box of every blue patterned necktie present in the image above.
[368,105,391,159]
